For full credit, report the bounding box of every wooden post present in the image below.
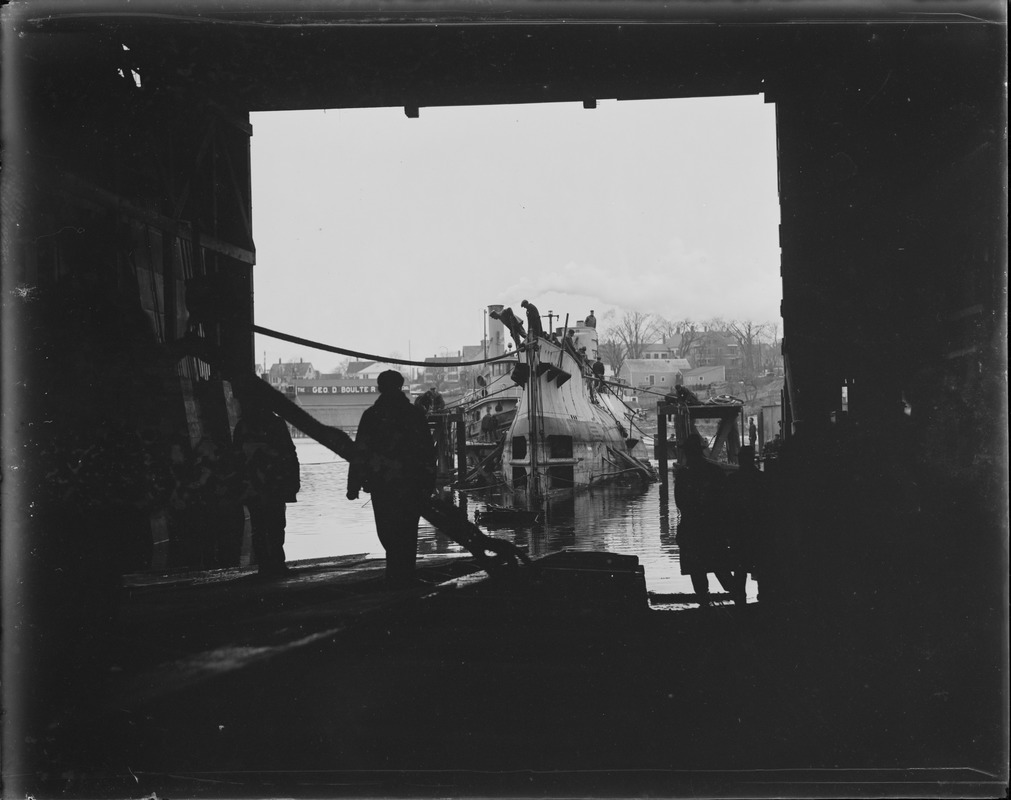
[656,401,668,482]
[455,409,468,502]
[439,414,454,478]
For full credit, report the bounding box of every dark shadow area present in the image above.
[2,3,1006,798]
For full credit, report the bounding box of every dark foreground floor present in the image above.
[5,551,1007,799]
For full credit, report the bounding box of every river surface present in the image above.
[285,440,755,602]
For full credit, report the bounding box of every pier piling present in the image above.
[656,401,670,482]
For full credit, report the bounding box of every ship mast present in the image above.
[526,331,541,500]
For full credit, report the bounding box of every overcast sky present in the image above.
[250,95,781,372]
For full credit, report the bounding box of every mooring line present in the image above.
[253,324,515,368]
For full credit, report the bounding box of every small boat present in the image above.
[474,503,542,527]
[461,356,523,442]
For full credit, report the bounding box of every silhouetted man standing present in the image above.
[233,393,300,577]
[724,445,766,604]
[675,433,733,607]
[347,370,436,588]
[521,299,544,338]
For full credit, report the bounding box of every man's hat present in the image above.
[377,370,405,393]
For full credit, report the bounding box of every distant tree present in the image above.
[763,322,783,374]
[329,357,351,376]
[653,317,706,360]
[726,320,770,402]
[428,369,447,392]
[598,337,626,379]
[606,310,655,362]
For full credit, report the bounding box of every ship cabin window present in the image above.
[512,436,527,460]
[548,435,573,459]
[548,465,575,488]
[512,467,528,487]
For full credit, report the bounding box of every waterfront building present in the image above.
[291,377,381,432]
[619,357,692,393]
[682,365,727,390]
[266,359,318,391]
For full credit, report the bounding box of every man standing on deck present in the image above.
[347,370,436,588]
[480,410,498,442]
[490,306,527,350]
[521,299,545,339]
[592,356,606,390]
[585,309,597,329]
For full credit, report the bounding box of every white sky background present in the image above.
[250,95,781,372]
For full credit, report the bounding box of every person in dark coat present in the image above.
[563,329,579,359]
[480,411,498,442]
[585,309,597,328]
[490,307,527,350]
[233,395,300,577]
[591,356,606,395]
[520,299,544,338]
[723,445,767,604]
[415,387,445,415]
[191,434,245,569]
[674,433,734,607]
[347,370,436,588]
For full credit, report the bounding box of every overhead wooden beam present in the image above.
[62,172,256,265]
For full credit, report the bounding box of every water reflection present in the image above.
[286,440,753,600]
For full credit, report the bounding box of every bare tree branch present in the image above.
[606,310,655,362]
[725,319,771,401]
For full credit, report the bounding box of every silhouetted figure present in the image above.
[749,418,758,448]
[585,309,597,328]
[590,356,606,400]
[723,445,767,604]
[348,370,436,588]
[563,329,579,358]
[415,387,445,414]
[191,434,245,568]
[764,432,783,460]
[521,299,544,338]
[481,411,498,442]
[675,433,734,607]
[490,307,527,350]
[233,395,300,576]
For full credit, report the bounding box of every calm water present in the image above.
[286,440,755,601]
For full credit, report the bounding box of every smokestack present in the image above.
[486,303,506,358]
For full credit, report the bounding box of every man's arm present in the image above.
[347,409,373,499]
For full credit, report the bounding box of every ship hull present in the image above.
[502,330,653,496]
